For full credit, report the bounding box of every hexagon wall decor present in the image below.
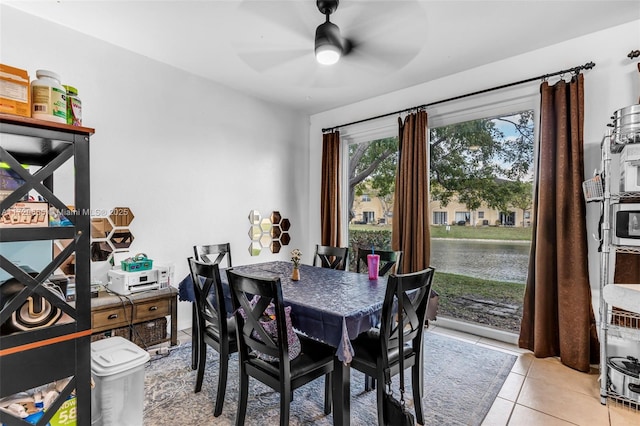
[247,209,291,256]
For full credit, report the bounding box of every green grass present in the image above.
[433,271,525,332]
[430,225,532,240]
[349,224,532,241]
[433,271,525,301]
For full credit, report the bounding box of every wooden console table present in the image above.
[90,287,178,347]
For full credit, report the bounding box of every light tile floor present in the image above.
[168,326,639,426]
[424,325,639,426]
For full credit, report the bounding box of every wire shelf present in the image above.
[609,307,640,327]
[606,391,639,412]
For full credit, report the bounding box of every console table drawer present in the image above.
[90,287,178,347]
[135,298,170,322]
[92,306,130,330]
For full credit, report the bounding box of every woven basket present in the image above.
[91,326,130,342]
[131,317,167,347]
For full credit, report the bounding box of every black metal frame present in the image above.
[0,115,92,426]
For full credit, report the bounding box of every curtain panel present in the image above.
[321,131,342,247]
[392,110,431,273]
[519,74,599,372]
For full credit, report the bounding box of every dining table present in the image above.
[178,260,389,426]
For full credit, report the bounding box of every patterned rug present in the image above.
[143,331,516,425]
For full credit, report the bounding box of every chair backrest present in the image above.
[193,243,232,267]
[313,244,349,270]
[226,269,292,372]
[379,267,435,366]
[188,257,230,339]
[355,247,402,276]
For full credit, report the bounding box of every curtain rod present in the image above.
[321,61,595,133]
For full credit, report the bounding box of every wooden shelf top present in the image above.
[0,113,95,135]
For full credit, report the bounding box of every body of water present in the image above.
[430,239,530,284]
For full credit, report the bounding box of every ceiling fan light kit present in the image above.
[315,0,342,65]
[315,20,342,65]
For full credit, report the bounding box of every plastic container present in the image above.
[31,70,66,123]
[63,85,82,126]
[90,336,150,426]
[367,254,380,280]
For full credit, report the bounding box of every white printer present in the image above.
[107,269,160,295]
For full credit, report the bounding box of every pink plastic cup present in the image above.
[367,254,380,280]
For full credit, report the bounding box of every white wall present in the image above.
[1,6,311,331]
[310,19,640,291]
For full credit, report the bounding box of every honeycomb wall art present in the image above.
[248,210,291,256]
[89,206,135,263]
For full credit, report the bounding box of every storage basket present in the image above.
[131,317,167,347]
[121,253,153,272]
[582,175,604,202]
[91,326,130,342]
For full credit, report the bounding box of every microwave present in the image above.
[612,203,640,246]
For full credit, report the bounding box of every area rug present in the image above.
[143,331,516,425]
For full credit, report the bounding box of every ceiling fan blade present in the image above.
[237,48,311,73]
[237,0,317,41]
[337,1,427,72]
[334,0,425,36]
[343,42,420,73]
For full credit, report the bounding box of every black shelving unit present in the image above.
[0,113,93,426]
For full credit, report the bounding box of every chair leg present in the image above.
[191,304,198,370]
[236,366,249,426]
[324,373,332,415]
[214,347,229,417]
[194,335,207,393]
[412,364,425,425]
[280,387,291,426]
[375,372,386,426]
[365,374,376,391]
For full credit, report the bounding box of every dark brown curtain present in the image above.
[614,254,640,283]
[320,131,342,247]
[392,110,430,273]
[519,74,599,372]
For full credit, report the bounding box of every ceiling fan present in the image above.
[314,0,347,65]
[235,0,427,86]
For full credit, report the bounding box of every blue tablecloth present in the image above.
[178,260,387,363]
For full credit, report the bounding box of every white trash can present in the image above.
[91,336,150,426]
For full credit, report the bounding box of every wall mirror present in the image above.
[91,241,113,262]
[110,207,134,227]
[91,206,135,263]
[248,210,261,225]
[91,218,113,239]
[247,210,292,256]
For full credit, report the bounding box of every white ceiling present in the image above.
[5,0,640,114]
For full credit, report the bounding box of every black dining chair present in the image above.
[355,247,403,391]
[356,247,402,276]
[349,267,435,426]
[187,258,238,417]
[226,269,335,426]
[191,243,232,369]
[194,243,233,266]
[313,244,349,271]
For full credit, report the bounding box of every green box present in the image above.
[121,258,153,272]
[49,396,76,426]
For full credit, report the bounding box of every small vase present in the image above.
[292,267,300,281]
